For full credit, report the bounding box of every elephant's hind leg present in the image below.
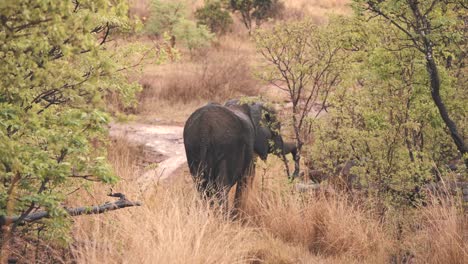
[214,187,229,218]
[214,159,231,216]
[232,145,254,218]
[233,175,248,216]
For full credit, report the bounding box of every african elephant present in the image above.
[183,100,284,212]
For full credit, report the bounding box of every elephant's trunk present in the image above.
[286,142,301,178]
[278,141,301,179]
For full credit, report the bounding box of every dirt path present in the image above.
[110,123,186,191]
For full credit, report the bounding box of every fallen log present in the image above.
[0,193,141,227]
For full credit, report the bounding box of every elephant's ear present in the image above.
[248,103,263,128]
[254,127,271,160]
[248,103,271,160]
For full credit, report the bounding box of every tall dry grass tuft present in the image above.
[72,137,258,263]
[72,185,259,264]
[242,186,393,263]
[404,194,468,264]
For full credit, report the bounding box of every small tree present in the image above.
[228,0,282,33]
[255,19,348,178]
[195,0,233,35]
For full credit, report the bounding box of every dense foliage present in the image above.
[0,0,167,247]
[147,0,214,51]
[353,0,467,164]
[256,1,467,210]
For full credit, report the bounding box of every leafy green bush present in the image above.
[308,13,466,210]
[173,20,214,51]
[195,0,233,35]
[0,0,167,251]
[255,5,466,211]
[147,0,214,51]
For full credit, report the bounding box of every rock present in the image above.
[295,182,321,192]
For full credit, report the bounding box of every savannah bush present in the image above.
[195,0,234,35]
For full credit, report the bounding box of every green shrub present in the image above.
[146,0,214,51]
[0,0,167,249]
[195,0,233,35]
[173,20,214,51]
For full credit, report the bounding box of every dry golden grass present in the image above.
[244,191,391,261]
[128,0,150,20]
[66,138,467,264]
[277,0,351,24]
[284,0,350,11]
[71,138,313,264]
[403,196,468,264]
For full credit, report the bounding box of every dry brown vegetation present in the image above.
[65,138,466,264]
[138,42,259,111]
[281,0,351,23]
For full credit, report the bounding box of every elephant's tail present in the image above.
[198,125,210,178]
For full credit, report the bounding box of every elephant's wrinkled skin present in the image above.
[183,101,283,211]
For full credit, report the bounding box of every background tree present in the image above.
[353,0,467,166]
[228,0,283,33]
[0,0,167,258]
[254,19,348,178]
[147,0,214,51]
[195,0,233,35]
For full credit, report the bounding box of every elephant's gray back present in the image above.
[224,99,264,129]
[227,106,255,134]
[183,104,255,147]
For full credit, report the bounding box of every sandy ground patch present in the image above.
[110,123,186,192]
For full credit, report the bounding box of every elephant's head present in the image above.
[225,99,284,160]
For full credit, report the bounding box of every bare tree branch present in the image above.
[0,193,141,227]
